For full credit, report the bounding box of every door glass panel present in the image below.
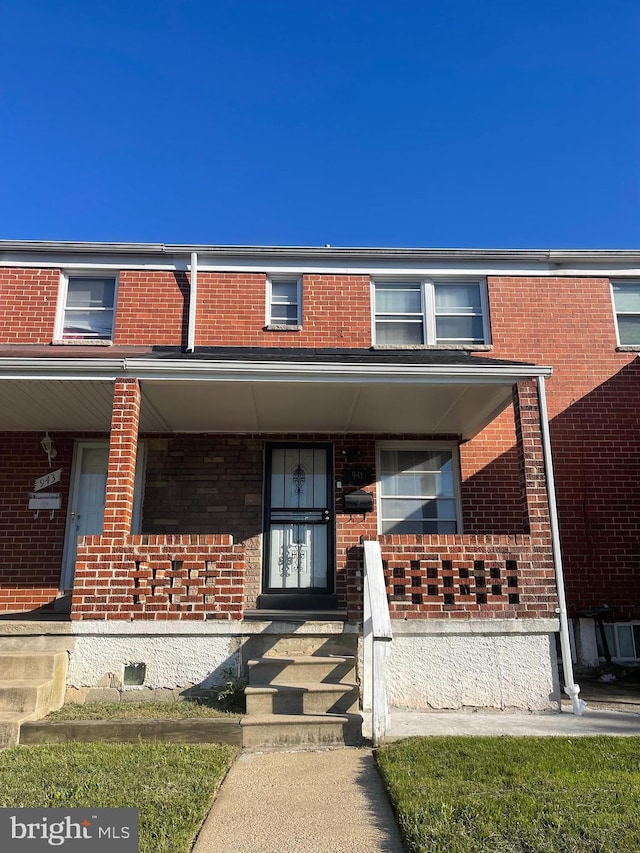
[267,446,331,592]
[269,523,324,590]
[270,448,327,508]
[76,446,109,537]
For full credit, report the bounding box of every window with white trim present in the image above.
[267,278,302,326]
[377,443,460,535]
[597,622,640,661]
[59,275,117,339]
[612,281,640,345]
[373,280,489,345]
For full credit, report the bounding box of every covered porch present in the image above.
[0,348,579,721]
[0,347,557,623]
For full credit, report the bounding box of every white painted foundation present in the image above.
[67,619,357,692]
[67,618,561,711]
[385,619,561,711]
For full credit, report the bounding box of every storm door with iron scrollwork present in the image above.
[265,445,333,593]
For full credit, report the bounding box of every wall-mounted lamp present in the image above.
[342,447,361,463]
[40,432,57,467]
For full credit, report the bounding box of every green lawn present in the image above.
[376,736,640,853]
[46,700,237,720]
[0,742,236,853]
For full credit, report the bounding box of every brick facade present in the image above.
[73,535,245,620]
[0,252,636,628]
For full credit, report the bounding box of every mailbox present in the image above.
[343,489,374,514]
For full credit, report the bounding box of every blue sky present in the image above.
[0,1,638,248]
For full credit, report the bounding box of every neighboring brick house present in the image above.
[0,241,638,711]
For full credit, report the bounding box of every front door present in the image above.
[262,443,335,609]
[60,441,145,591]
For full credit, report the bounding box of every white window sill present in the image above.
[372,344,493,351]
[616,345,640,352]
[52,339,113,346]
[264,324,303,332]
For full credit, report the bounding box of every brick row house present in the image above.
[0,241,638,723]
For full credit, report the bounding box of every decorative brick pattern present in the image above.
[72,534,245,620]
[377,538,551,619]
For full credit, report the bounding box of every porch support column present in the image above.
[103,378,141,535]
[512,379,551,537]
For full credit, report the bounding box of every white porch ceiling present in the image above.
[139,379,515,437]
[0,376,518,438]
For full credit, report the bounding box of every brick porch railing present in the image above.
[72,534,246,620]
[378,534,557,619]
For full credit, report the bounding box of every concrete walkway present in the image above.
[194,706,640,853]
[193,748,404,853]
[385,705,640,738]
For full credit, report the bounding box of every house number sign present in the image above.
[33,468,62,492]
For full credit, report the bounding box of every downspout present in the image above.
[536,374,585,715]
[186,251,198,352]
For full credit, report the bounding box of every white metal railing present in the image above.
[363,539,393,745]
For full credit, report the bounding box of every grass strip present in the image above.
[46,701,237,720]
[376,736,640,853]
[0,742,236,853]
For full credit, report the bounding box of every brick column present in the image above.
[103,378,141,535]
[513,379,551,539]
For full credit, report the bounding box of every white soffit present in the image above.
[0,360,545,437]
[139,379,516,437]
[0,380,115,431]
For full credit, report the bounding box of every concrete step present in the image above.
[0,623,73,653]
[247,633,357,660]
[241,713,363,748]
[245,682,359,715]
[0,651,67,680]
[248,656,356,686]
[0,678,64,714]
[0,711,35,749]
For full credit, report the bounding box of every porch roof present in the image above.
[0,348,551,439]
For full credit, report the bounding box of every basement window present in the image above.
[597,623,640,661]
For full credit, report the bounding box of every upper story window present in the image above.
[612,281,640,346]
[377,442,461,535]
[373,279,489,346]
[58,275,117,340]
[267,277,302,327]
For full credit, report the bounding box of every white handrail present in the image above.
[363,540,393,745]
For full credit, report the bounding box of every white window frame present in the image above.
[375,440,463,536]
[371,278,490,346]
[598,621,640,662]
[266,276,302,327]
[610,280,640,347]
[55,272,119,342]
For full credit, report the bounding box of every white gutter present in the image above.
[186,252,198,352]
[536,374,585,716]
[2,238,640,265]
[0,357,553,384]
